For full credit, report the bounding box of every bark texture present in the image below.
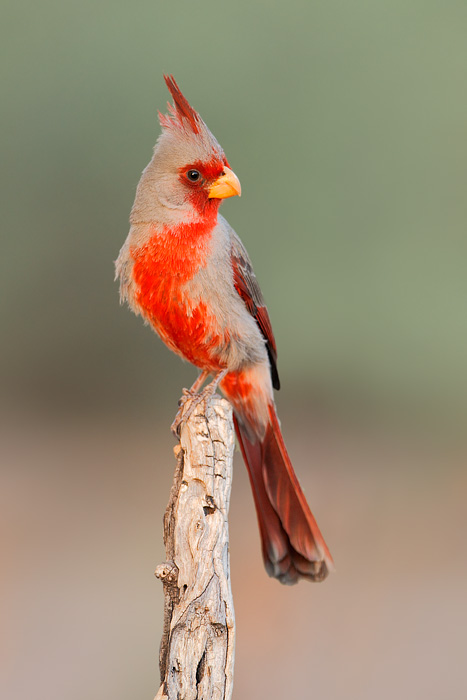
[154,395,236,700]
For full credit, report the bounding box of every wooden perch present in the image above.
[154,395,236,700]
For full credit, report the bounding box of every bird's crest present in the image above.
[159,75,202,135]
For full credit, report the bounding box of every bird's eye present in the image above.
[186,169,201,182]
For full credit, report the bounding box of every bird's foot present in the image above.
[170,371,210,436]
[170,369,228,437]
[170,392,197,437]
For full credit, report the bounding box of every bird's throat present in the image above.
[131,214,216,292]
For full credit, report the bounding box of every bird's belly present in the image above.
[129,231,266,372]
[130,232,230,370]
[136,274,227,371]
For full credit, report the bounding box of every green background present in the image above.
[3,0,467,427]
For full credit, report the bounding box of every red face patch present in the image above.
[179,158,225,185]
[178,157,226,214]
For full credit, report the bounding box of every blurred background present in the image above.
[2,1,466,698]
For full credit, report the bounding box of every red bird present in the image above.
[116,76,333,584]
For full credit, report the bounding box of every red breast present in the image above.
[130,220,226,370]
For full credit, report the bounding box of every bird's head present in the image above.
[130,76,241,226]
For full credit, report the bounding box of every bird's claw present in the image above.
[171,369,228,438]
[177,387,195,407]
[172,393,193,436]
[170,388,214,437]
[171,392,202,437]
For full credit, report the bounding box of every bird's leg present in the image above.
[199,368,228,400]
[184,369,210,396]
[171,370,210,436]
[171,369,228,436]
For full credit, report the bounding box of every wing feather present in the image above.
[230,234,280,390]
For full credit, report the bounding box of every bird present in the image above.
[116,75,334,584]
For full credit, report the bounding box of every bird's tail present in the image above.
[233,403,334,585]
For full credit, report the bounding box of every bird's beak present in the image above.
[208,166,242,199]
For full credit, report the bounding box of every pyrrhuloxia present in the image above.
[116,76,333,584]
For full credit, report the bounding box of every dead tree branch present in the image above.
[154,395,236,700]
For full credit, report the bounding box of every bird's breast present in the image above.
[129,223,227,369]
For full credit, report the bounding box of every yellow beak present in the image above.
[208,166,242,199]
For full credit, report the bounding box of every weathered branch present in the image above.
[154,395,236,700]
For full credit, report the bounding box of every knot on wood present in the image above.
[203,495,217,515]
[155,561,179,585]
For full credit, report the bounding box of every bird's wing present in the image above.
[230,232,280,390]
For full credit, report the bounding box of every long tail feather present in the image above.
[233,405,334,585]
